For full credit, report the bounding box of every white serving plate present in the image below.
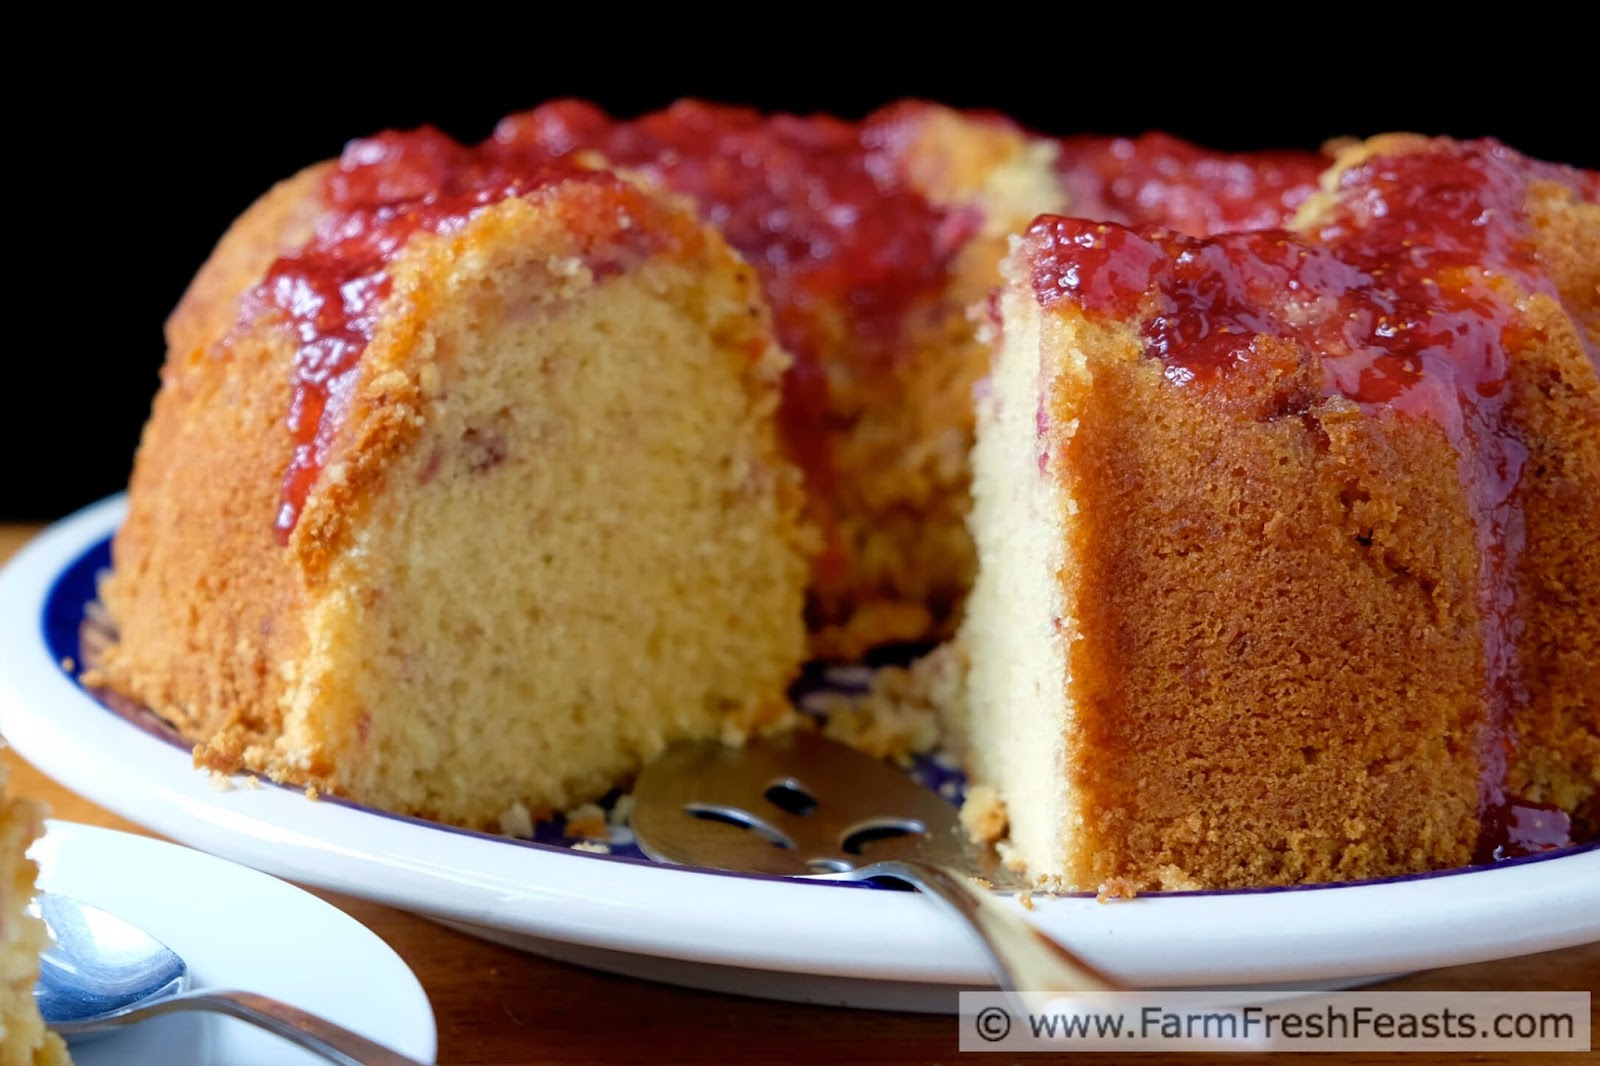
[29,820,436,1065]
[2,495,1596,1013]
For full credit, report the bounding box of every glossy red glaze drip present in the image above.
[1056,133,1325,237]
[1031,138,1599,837]
[256,129,612,541]
[493,100,975,494]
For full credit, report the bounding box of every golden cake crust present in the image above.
[1055,332,1485,887]
[1501,183,1600,821]
[959,132,1600,890]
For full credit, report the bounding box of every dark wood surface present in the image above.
[3,524,1595,1064]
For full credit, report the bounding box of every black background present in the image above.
[12,33,1595,520]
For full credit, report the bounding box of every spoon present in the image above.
[631,730,1123,997]
[31,892,426,1065]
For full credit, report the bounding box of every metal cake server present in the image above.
[631,730,1122,996]
[31,892,424,1065]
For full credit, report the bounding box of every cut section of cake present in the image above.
[957,134,1599,890]
[1,760,70,1066]
[89,130,813,829]
[492,100,1066,657]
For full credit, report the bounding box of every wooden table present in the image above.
[2,523,1595,1065]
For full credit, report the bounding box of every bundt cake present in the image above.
[1,760,70,1066]
[90,131,813,828]
[87,99,1596,887]
[956,133,1599,890]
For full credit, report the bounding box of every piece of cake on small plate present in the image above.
[1,759,70,1065]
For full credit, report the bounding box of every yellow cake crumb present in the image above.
[498,801,535,839]
[562,802,608,841]
[808,645,965,765]
[1096,878,1140,903]
[571,840,611,854]
[995,839,1027,875]
[959,783,1008,844]
[818,699,939,767]
[720,700,806,747]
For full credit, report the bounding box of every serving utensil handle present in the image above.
[53,988,428,1066]
[867,858,1123,999]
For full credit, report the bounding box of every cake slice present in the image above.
[90,130,812,829]
[1,761,70,1066]
[958,135,1599,890]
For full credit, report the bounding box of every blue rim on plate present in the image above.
[43,525,1600,898]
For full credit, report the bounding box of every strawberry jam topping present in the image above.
[255,128,631,542]
[1031,138,1598,855]
[492,100,978,504]
[1056,133,1327,237]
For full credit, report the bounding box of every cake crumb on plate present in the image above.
[563,802,609,840]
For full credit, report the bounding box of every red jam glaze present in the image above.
[253,128,646,541]
[1056,133,1326,237]
[492,100,977,509]
[494,100,969,359]
[1030,137,1599,845]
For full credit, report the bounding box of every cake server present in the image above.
[31,891,425,1065]
[631,730,1122,996]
